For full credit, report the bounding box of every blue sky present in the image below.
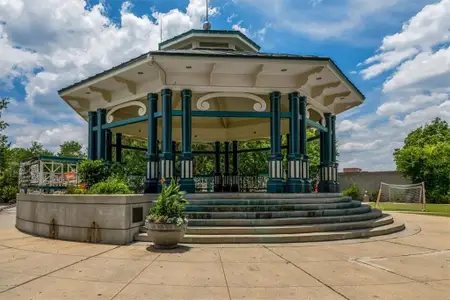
[1,0,450,170]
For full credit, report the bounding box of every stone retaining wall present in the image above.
[339,171,411,198]
[16,194,155,245]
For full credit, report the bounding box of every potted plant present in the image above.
[146,178,188,249]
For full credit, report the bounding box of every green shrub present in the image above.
[87,177,132,194]
[343,183,361,200]
[371,190,379,201]
[79,160,108,187]
[147,179,188,226]
[65,185,86,195]
[0,185,18,203]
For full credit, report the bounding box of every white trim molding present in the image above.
[196,92,267,112]
[106,101,147,123]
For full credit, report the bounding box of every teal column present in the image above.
[331,115,339,192]
[96,109,106,160]
[267,91,284,193]
[145,93,159,193]
[299,96,311,193]
[105,130,112,162]
[160,89,173,183]
[180,89,195,193]
[231,141,239,192]
[88,111,97,160]
[115,133,122,163]
[286,92,303,193]
[223,142,231,192]
[214,141,222,192]
[319,113,333,193]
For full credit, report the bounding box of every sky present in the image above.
[1,0,450,171]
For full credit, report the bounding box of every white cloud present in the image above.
[0,0,216,150]
[344,1,450,171]
[361,0,450,83]
[337,120,365,133]
[227,13,237,23]
[232,21,271,42]
[377,93,449,115]
[340,140,383,153]
[233,0,429,40]
[383,47,450,92]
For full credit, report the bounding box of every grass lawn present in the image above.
[369,202,450,217]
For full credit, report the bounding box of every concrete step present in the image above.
[186,197,352,206]
[186,209,382,227]
[135,218,405,244]
[186,215,394,235]
[184,204,372,219]
[185,193,344,200]
[139,209,383,233]
[184,200,359,212]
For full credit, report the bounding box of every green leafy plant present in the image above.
[147,179,188,226]
[0,185,18,203]
[87,177,132,194]
[343,182,361,200]
[79,160,108,187]
[65,185,86,195]
[371,190,379,201]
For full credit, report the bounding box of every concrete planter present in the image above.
[146,222,187,249]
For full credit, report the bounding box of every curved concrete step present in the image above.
[186,197,352,206]
[184,200,360,212]
[186,209,382,226]
[186,214,394,235]
[185,193,344,200]
[185,204,372,219]
[135,219,405,244]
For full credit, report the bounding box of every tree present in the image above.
[0,98,10,170]
[29,141,53,157]
[394,118,450,203]
[57,141,85,158]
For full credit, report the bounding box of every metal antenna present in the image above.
[203,0,211,30]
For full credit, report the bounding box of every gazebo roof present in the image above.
[58,28,365,142]
[158,29,261,51]
[59,49,363,100]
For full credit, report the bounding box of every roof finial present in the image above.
[203,0,211,30]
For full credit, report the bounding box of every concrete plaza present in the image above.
[0,207,449,300]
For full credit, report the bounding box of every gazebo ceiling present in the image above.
[58,29,364,142]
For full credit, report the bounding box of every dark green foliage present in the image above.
[371,190,379,201]
[343,183,361,200]
[65,185,86,194]
[57,141,85,158]
[78,160,109,187]
[394,118,450,203]
[148,179,188,226]
[0,98,10,171]
[0,185,18,203]
[87,177,132,194]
